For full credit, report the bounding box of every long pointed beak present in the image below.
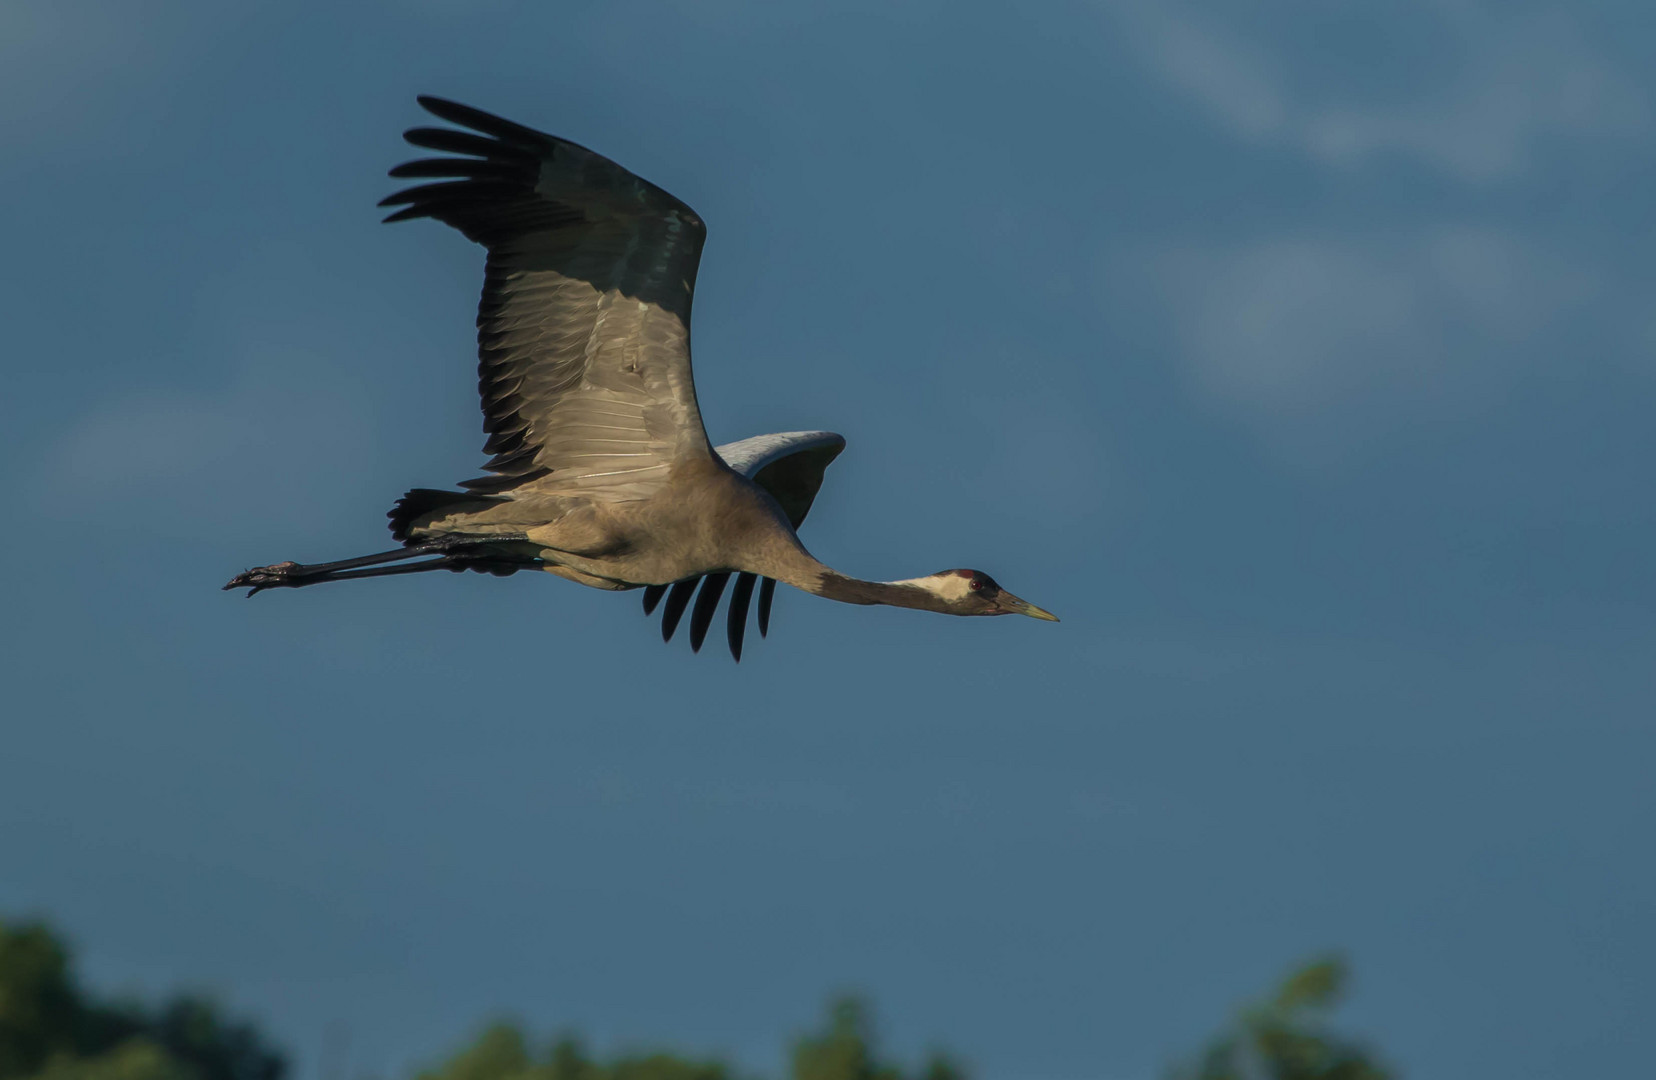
[1001,593,1059,622]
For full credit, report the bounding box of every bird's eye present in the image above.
[968,578,983,591]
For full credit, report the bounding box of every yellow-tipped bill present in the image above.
[1001,593,1059,622]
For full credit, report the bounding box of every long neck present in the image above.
[748,536,952,614]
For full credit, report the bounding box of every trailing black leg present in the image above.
[264,558,458,590]
[223,547,422,589]
[224,534,529,595]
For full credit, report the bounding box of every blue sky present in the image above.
[2,2,1652,1079]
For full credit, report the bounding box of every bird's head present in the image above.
[911,569,1059,620]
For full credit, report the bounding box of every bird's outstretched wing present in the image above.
[643,432,846,660]
[381,96,714,499]
[715,431,848,528]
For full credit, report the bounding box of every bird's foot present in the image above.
[223,561,301,596]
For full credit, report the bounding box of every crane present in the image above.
[225,96,1058,660]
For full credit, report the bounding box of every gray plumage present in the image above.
[225,96,1057,660]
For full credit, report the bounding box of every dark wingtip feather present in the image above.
[757,577,777,638]
[642,584,667,616]
[378,179,520,209]
[388,158,518,180]
[727,573,757,662]
[688,573,731,654]
[381,205,430,224]
[416,96,547,144]
[660,579,698,643]
[401,126,520,160]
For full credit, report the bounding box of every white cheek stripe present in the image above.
[886,573,973,602]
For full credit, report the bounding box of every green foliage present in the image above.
[417,995,958,1080]
[791,998,894,1080]
[0,922,80,1080]
[7,913,1406,1080]
[416,1024,532,1080]
[131,997,285,1080]
[0,920,284,1080]
[605,1051,727,1080]
[27,1040,193,1080]
[789,997,957,1080]
[413,1023,729,1080]
[1168,956,1393,1080]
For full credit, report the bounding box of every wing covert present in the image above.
[381,96,714,498]
[715,431,846,527]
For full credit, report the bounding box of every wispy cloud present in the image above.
[1142,227,1603,450]
[1106,0,1648,181]
[36,353,377,537]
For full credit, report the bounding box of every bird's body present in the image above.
[226,97,1056,659]
[400,456,797,589]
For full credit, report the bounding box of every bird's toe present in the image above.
[223,561,300,593]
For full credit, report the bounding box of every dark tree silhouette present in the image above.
[0,919,285,1080]
[4,916,1400,1080]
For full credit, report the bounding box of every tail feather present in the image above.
[386,488,504,542]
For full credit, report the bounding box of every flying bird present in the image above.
[225,96,1058,659]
